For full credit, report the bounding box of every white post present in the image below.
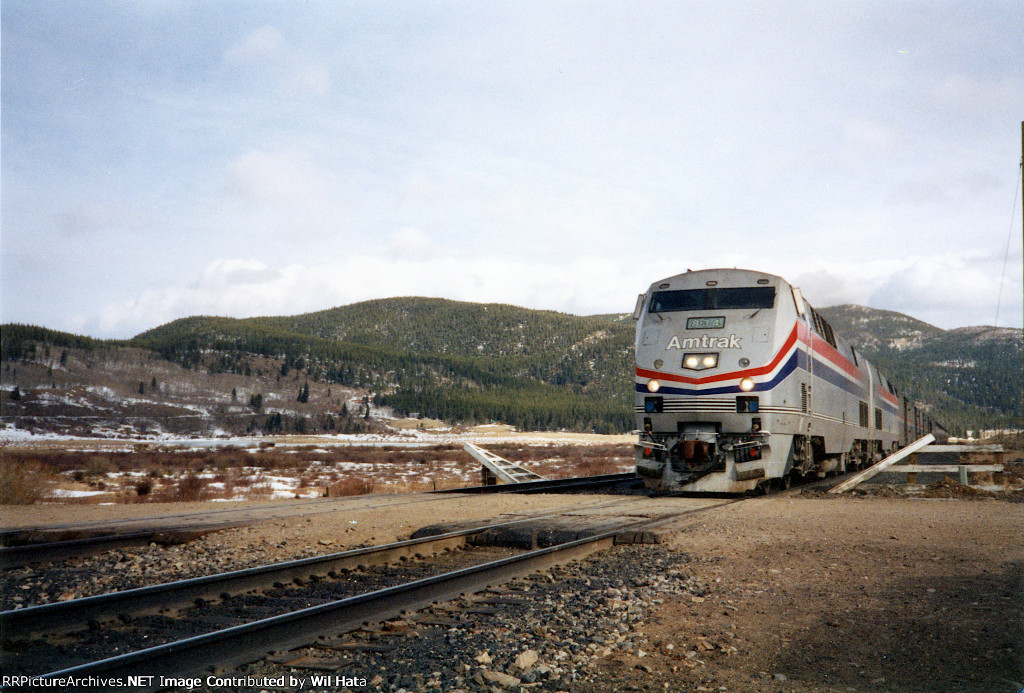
[829,434,935,493]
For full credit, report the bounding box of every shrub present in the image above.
[85,456,111,477]
[174,474,206,502]
[327,477,373,497]
[245,475,274,500]
[0,459,47,504]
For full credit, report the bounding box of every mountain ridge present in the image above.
[2,298,1021,437]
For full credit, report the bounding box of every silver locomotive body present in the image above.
[633,269,920,493]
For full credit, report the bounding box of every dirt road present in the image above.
[3,488,1020,692]
[586,493,1023,693]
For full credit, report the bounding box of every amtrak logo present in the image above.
[666,334,743,350]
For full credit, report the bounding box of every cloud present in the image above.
[290,60,331,97]
[224,26,284,64]
[200,258,283,288]
[748,252,1021,330]
[638,252,1023,331]
[225,149,327,207]
[5,2,1021,342]
[55,199,147,237]
[212,147,349,243]
[388,228,434,258]
[70,247,1024,339]
[88,253,669,337]
[222,25,330,97]
[933,73,1021,112]
[868,253,1021,328]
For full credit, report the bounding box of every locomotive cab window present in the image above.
[648,286,775,313]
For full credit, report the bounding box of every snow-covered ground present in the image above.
[1,421,634,505]
[0,421,633,448]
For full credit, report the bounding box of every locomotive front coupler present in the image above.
[634,431,668,460]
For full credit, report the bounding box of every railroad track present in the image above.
[0,496,646,638]
[0,497,734,692]
[443,472,642,495]
[0,474,642,569]
[0,493,462,568]
[0,467,827,571]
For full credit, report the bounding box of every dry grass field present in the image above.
[0,438,634,505]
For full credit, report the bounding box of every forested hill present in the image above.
[2,299,1020,436]
[135,298,628,361]
[120,299,1024,434]
[129,298,637,433]
[819,305,1022,434]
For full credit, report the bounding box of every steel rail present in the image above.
[0,525,243,570]
[0,497,644,638]
[441,472,641,494]
[1,474,635,568]
[0,497,367,537]
[5,502,733,693]
[0,493,451,549]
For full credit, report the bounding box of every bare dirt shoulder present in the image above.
[588,495,1023,693]
[4,486,1021,692]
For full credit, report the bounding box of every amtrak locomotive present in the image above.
[632,269,943,494]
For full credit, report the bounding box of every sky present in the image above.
[2,1,1022,339]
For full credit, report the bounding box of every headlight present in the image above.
[647,379,661,393]
[683,353,719,371]
[739,377,755,392]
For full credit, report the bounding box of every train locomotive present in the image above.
[632,268,944,494]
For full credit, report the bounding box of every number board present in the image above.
[686,316,726,330]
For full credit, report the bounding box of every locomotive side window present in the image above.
[822,320,837,349]
[809,307,838,349]
[648,286,776,312]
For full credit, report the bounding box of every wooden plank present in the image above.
[463,443,548,484]
[829,434,935,493]
[891,465,1004,473]
[919,444,1004,453]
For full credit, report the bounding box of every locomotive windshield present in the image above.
[648,286,776,313]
